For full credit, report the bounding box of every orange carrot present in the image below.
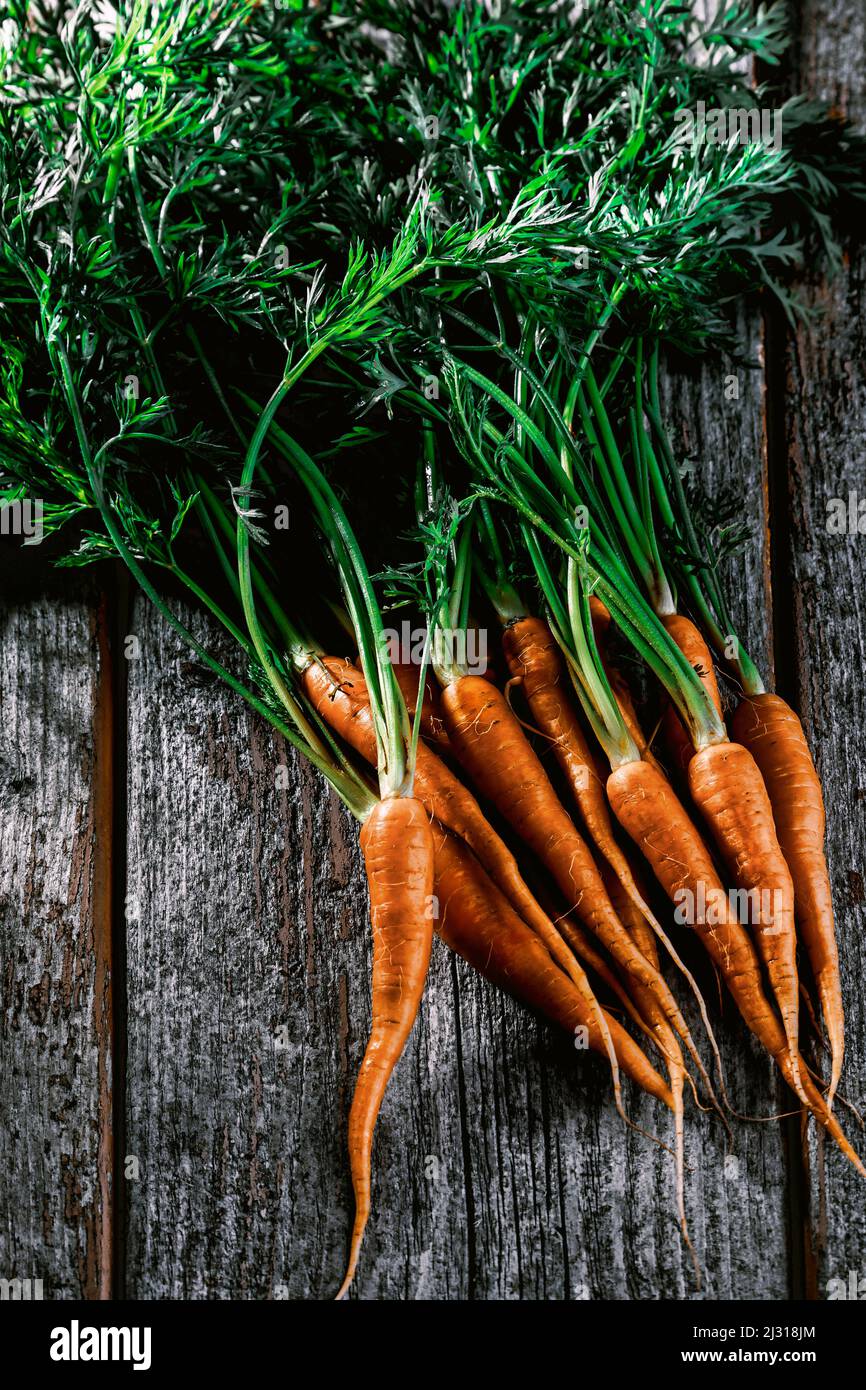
[301,657,624,1019]
[503,617,678,929]
[503,616,609,794]
[591,589,806,1106]
[589,598,665,773]
[432,827,673,1109]
[732,693,843,1104]
[502,615,723,1092]
[606,756,863,1172]
[391,660,450,749]
[686,742,801,1092]
[588,594,612,638]
[660,614,723,777]
[608,758,778,1042]
[437,672,715,1090]
[336,796,435,1300]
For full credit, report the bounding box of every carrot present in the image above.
[503,616,609,790]
[391,660,450,749]
[432,826,673,1110]
[594,573,804,1105]
[732,693,843,1105]
[686,741,802,1094]
[435,828,697,1260]
[607,756,786,1055]
[502,615,724,1097]
[552,908,662,1050]
[606,756,864,1173]
[590,583,665,774]
[588,594,612,639]
[301,657,624,1020]
[595,858,690,1086]
[591,556,801,1096]
[437,671,716,1093]
[336,796,435,1300]
[659,614,722,777]
[503,616,673,923]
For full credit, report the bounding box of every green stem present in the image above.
[645,342,765,695]
[567,556,638,766]
[584,364,652,572]
[50,340,370,817]
[171,562,252,653]
[468,420,726,744]
[262,422,412,799]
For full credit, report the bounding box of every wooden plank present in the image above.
[0,564,113,1299]
[782,0,866,1302]
[656,308,790,1299]
[640,3,787,1292]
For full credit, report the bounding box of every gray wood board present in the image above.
[0,571,113,1299]
[7,0,866,1303]
[657,308,789,1297]
[784,0,866,1301]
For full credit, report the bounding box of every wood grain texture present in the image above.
[656,308,789,1297]
[122,560,788,1301]
[7,1,866,1306]
[783,0,866,1301]
[0,567,113,1299]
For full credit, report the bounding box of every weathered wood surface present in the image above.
[4,1,866,1303]
[658,308,790,1295]
[0,567,113,1299]
[121,573,786,1299]
[785,0,866,1301]
[122,598,379,1300]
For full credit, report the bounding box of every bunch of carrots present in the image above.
[274,382,862,1295]
[2,0,865,1297]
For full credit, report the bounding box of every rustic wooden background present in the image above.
[1,0,864,1301]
